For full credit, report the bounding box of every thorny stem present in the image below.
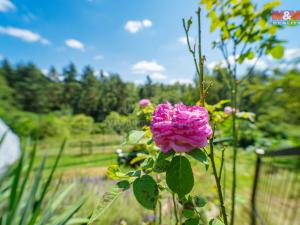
[172,193,179,225]
[209,126,229,225]
[219,147,226,179]
[196,8,205,106]
[182,7,205,106]
[182,19,200,78]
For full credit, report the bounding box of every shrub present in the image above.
[103,112,138,134]
[69,114,94,135]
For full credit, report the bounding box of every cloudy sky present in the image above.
[0,0,299,84]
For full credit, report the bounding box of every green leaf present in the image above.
[166,156,194,197]
[270,45,284,59]
[48,197,86,225]
[247,51,255,60]
[184,217,200,225]
[38,184,75,225]
[182,209,195,218]
[67,218,90,225]
[116,180,130,191]
[28,140,66,225]
[130,153,148,165]
[133,175,159,210]
[153,152,171,173]
[107,165,128,180]
[187,17,193,30]
[209,218,225,225]
[126,170,142,177]
[194,196,207,207]
[127,130,146,144]
[263,0,281,11]
[213,99,230,109]
[187,149,209,165]
[141,157,154,169]
[210,22,218,32]
[88,187,122,224]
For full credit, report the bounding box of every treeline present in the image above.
[0,59,299,146]
[0,60,204,121]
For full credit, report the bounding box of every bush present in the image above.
[69,114,94,135]
[37,115,70,139]
[103,112,137,134]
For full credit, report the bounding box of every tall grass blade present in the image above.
[6,144,37,225]
[28,140,66,225]
[48,197,86,225]
[38,183,75,225]
[18,155,47,225]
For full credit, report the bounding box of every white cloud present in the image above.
[207,55,269,72]
[41,69,48,75]
[95,70,109,78]
[125,21,142,33]
[284,48,300,60]
[102,71,109,77]
[142,19,152,27]
[93,55,103,60]
[132,60,165,74]
[125,19,152,33]
[0,0,15,13]
[244,57,268,70]
[150,73,167,80]
[0,26,50,45]
[207,60,225,70]
[169,79,193,85]
[133,79,144,85]
[65,39,85,51]
[132,60,167,80]
[178,36,194,45]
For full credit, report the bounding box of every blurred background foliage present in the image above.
[0,59,299,149]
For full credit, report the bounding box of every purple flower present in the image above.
[150,103,212,153]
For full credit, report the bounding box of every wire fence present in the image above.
[251,147,300,225]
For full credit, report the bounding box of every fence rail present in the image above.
[251,146,300,225]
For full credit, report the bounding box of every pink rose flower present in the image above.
[139,99,151,108]
[150,102,212,153]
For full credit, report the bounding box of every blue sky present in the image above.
[0,0,299,84]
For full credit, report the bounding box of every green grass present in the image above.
[33,134,298,225]
[33,134,125,172]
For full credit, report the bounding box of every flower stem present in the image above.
[158,199,162,225]
[230,73,238,225]
[209,128,229,225]
[172,193,179,225]
[182,7,205,106]
[196,7,205,106]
